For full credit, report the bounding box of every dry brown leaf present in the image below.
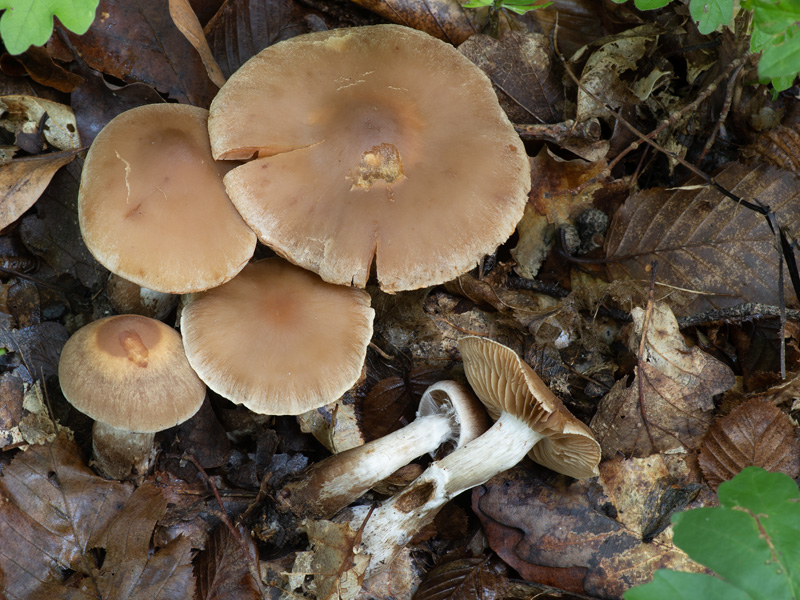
[195,525,261,600]
[412,556,512,600]
[351,0,476,45]
[0,321,69,380]
[0,95,81,151]
[473,465,707,599]
[204,0,305,79]
[0,433,196,599]
[0,151,75,230]
[591,303,734,457]
[11,47,85,93]
[66,0,218,107]
[169,0,226,88]
[698,398,800,489]
[459,31,563,124]
[605,162,800,314]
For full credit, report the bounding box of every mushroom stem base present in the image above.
[92,421,155,480]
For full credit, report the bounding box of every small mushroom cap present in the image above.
[58,315,206,433]
[208,24,530,292]
[459,336,600,478]
[79,103,257,294]
[417,380,489,456]
[180,258,374,415]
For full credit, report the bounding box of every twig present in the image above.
[696,59,746,164]
[676,302,800,328]
[636,262,659,454]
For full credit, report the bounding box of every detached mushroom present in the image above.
[180,258,374,416]
[208,25,530,292]
[79,103,257,294]
[58,315,206,479]
[281,380,488,519]
[343,336,601,577]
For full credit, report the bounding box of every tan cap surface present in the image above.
[208,25,530,292]
[58,315,206,432]
[79,103,257,294]
[181,258,374,415]
[459,336,600,478]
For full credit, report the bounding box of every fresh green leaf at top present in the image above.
[462,0,552,15]
[609,0,672,9]
[689,0,733,33]
[744,0,800,35]
[624,467,800,600]
[0,0,99,55]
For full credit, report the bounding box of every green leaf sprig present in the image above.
[0,0,99,55]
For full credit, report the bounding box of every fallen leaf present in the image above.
[66,0,219,106]
[605,162,800,314]
[0,95,81,150]
[0,321,69,379]
[473,466,707,599]
[0,151,76,230]
[350,0,476,45]
[204,0,305,79]
[195,525,261,600]
[459,31,563,124]
[169,0,226,88]
[590,303,734,457]
[11,47,85,93]
[412,556,511,600]
[698,398,800,489]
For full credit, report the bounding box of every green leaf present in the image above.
[624,571,752,600]
[689,0,733,33]
[625,468,800,600]
[746,0,800,35]
[635,0,672,8]
[0,0,99,54]
[758,26,800,80]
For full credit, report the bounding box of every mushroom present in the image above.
[180,258,374,416]
[208,24,530,292]
[79,103,257,294]
[342,335,601,577]
[281,380,488,519]
[58,314,206,479]
[106,273,178,321]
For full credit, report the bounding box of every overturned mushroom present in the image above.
[342,336,601,577]
[208,24,530,292]
[79,103,256,294]
[58,315,206,479]
[281,380,488,519]
[181,258,374,416]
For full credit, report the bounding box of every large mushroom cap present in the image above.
[208,24,530,292]
[58,315,206,433]
[79,103,257,294]
[459,336,600,478]
[180,258,374,415]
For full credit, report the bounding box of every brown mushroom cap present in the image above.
[459,336,600,478]
[79,103,257,294]
[180,258,374,415]
[208,25,530,292]
[58,315,206,432]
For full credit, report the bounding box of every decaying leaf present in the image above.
[205,0,305,79]
[0,321,69,380]
[0,432,195,598]
[195,525,261,600]
[0,151,76,230]
[698,398,800,489]
[350,0,476,45]
[459,31,563,124]
[473,465,707,598]
[412,556,511,600]
[287,518,371,600]
[0,95,82,151]
[605,162,800,314]
[591,303,734,457]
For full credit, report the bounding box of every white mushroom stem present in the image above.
[344,411,542,577]
[92,421,156,480]
[282,411,454,519]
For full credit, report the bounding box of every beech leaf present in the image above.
[698,398,800,489]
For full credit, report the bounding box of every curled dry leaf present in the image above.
[0,95,81,151]
[351,0,476,45]
[205,0,305,79]
[698,398,800,489]
[169,0,226,88]
[605,162,800,314]
[473,466,706,599]
[590,303,734,458]
[0,151,76,230]
[459,31,563,124]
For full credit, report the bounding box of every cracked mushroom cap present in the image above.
[58,315,206,433]
[208,24,530,292]
[79,103,257,294]
[459,336,601,478]
[180,258,374,415]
